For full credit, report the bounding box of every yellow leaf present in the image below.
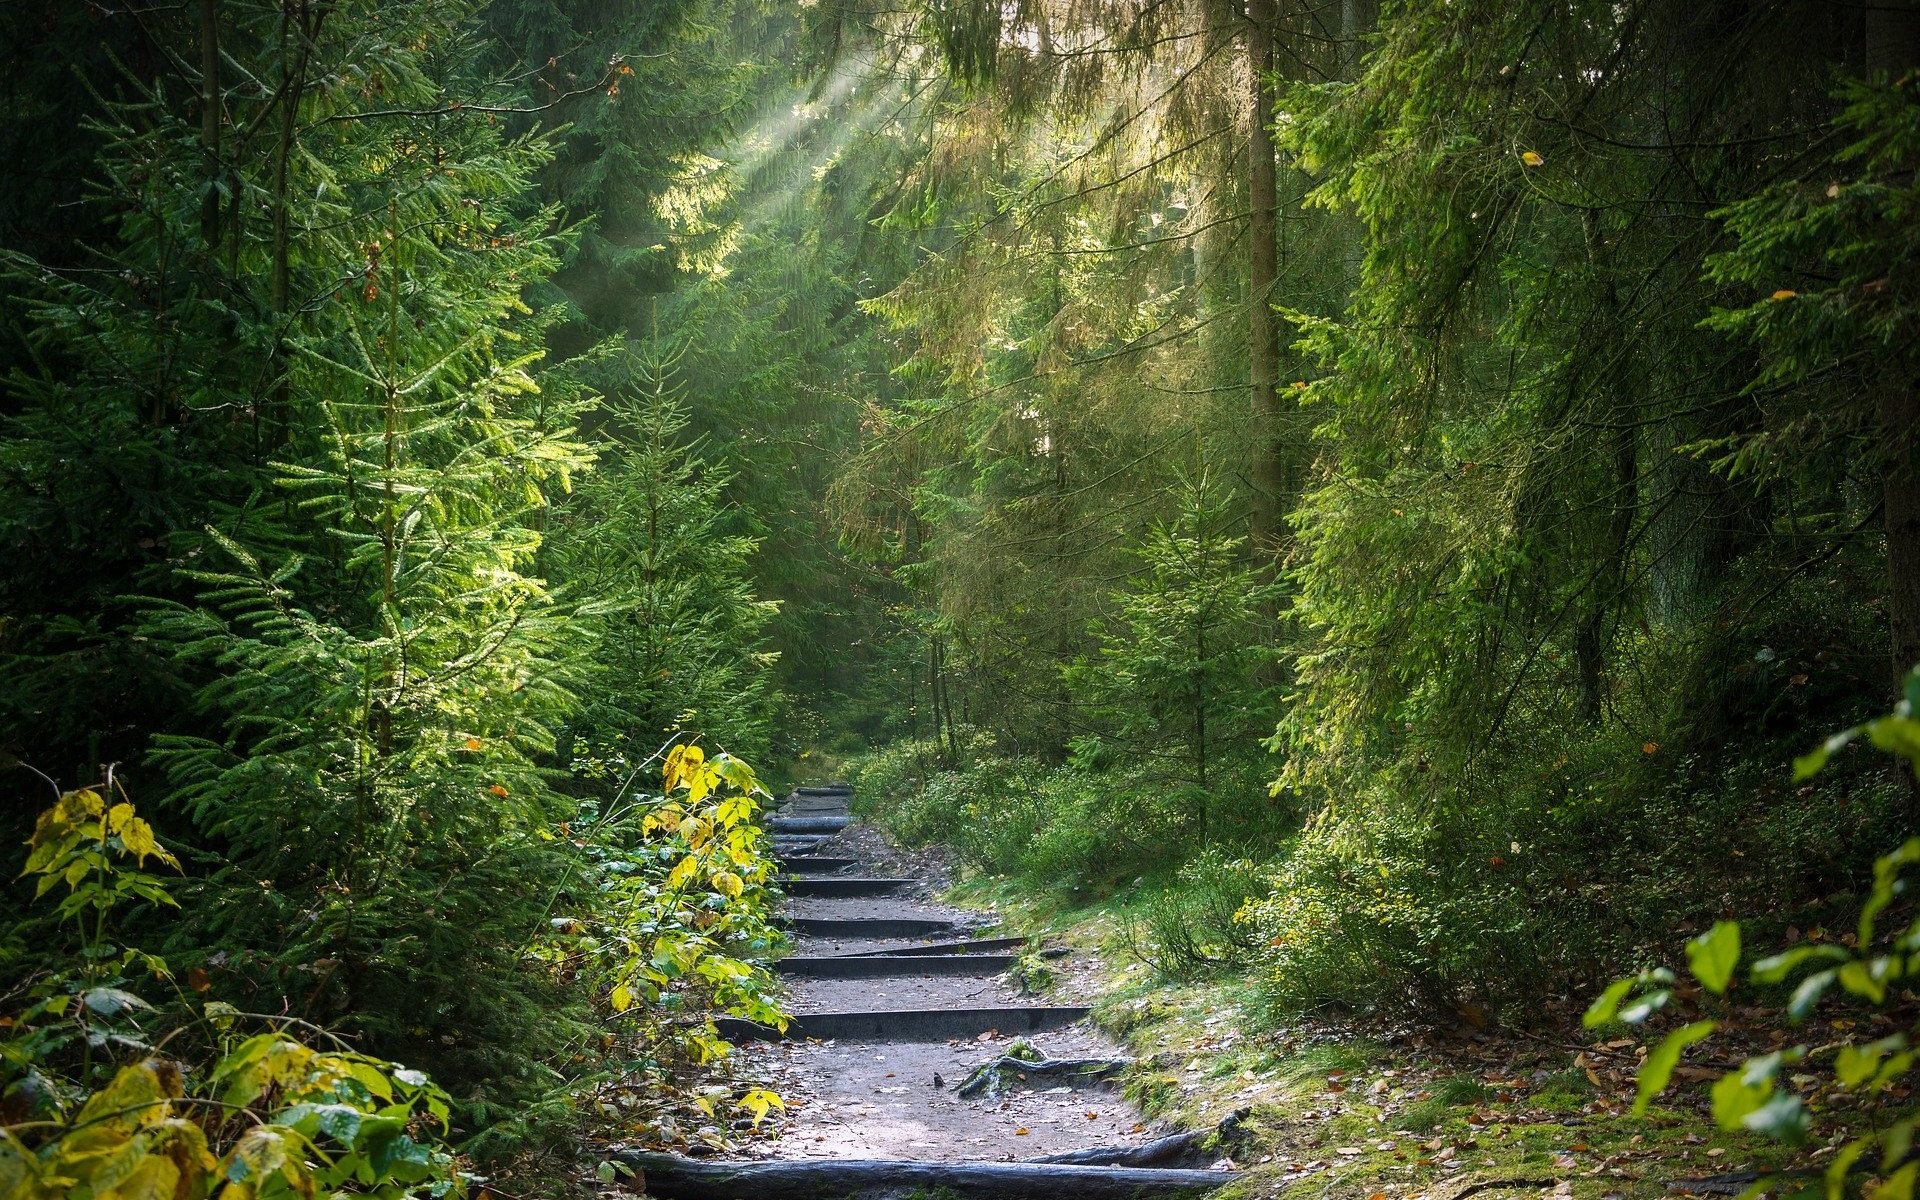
[718,794,754,827]
[1521,150,1544,166]
[1771,288,1797,301]
[712,871,744,899]
[610,983,634,1012]
[667,855,700,888]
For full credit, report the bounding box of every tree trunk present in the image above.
[1868,2,1920,696]
[1245,0,1285,550]
[1881,380,1920,685]
[1574,210,1636,723]
[197,0,221,250]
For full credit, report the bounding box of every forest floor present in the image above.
[954,878,1811,1200]
[650,805,1811,1200]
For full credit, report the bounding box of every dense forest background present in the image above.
[3,0,1919,1179]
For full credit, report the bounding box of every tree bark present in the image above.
[1245,0,1285,549]
[1882,382,1920,686]
[197,0,221,250]
[1868,2,1920,696]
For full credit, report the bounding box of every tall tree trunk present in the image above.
[1883,384,1920,685]
[1868,3,1920,695]
[1575,210,1636,724]
[197,0,221,250]
[1245,0,1285,550]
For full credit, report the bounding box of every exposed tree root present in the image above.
[953,1042,1132,1099]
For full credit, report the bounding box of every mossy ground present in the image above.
[947,876,1796,1200]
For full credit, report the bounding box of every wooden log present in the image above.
[777,855,859,874]
[833,935,1027,957]
[1032,1131,1207,1168]
[783,917,967,939]
[768,816,851,834]
[608,1152,1235,1199]
[717,1005,1089,1043]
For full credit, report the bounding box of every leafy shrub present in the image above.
[1588,668,1920,1197]
[2,781,466,1200]
[1123,851,1266,980]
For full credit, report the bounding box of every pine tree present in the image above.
[548,342,781,766]
[1067,468,1279,824]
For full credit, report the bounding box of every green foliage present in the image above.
[1588,666,1920,1179]
[546,347,781,766]
[3,784,466,1200]
[547,744,789,1055]
[0,0,802,1139]
[1121,851,1265,982]
[1066,469,1281,802]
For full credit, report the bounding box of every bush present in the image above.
[1122,851,1266,980]
[2,781,467,1200]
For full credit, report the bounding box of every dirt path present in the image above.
[620,785,1238,1197]
[743,788,1169,1161]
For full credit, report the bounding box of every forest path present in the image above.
[618,784,1238,1197]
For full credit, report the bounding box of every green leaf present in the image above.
[1837,958,1889,1004]
[1619,989,1672,1024]
[1742,1091,1809,1141]
[1827,1136,1872,1200]
[1787,969,1836,1021]
[1711,1070,1771,1130]
[1635,1020,1716,1116]
[1885,1117,1916,1171]
[1751,945,1847,984]
[1880,1161,1918,1200]
[1869,716,1920,768]
[1687,921,1741,994]
[1584,977,1635,1028]
[1836,1041,1887,1087]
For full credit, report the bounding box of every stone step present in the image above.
[784,876,913,898]
[773,953,1017,978]
[716,1004,1091,1042]
[777,855,859,874]
[612,1152,1234,1198]
[784,916,969,939]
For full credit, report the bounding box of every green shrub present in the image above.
[1122,851,1267,980]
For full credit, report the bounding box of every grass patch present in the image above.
[1392,1075,1496,1133]
[1282,1040,1386,1081]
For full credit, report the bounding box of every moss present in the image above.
[1531,1068,1595,1112]
[1393,1075,1496,1132]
